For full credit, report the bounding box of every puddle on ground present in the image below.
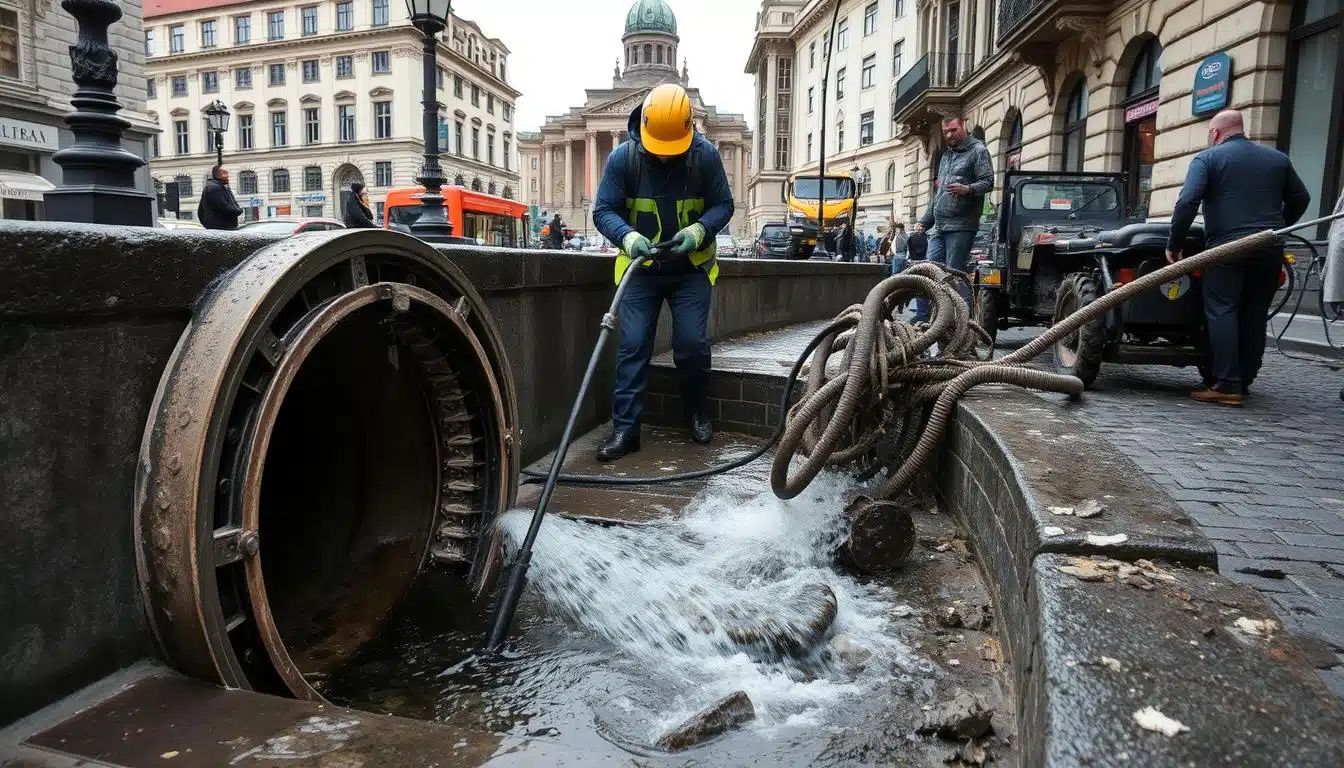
[320,467,1016,766]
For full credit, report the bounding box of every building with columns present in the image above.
[517,0,753,240]
[745,0,921,239]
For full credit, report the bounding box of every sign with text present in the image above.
[1125,97,1160,123]
[1192,52,1232,116]
[0,117,60,152]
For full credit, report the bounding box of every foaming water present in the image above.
[494,469,928,741]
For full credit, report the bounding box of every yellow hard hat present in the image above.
[640,84,693,157]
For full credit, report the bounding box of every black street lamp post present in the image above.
[405,0,456,241]
[808,0,845,261]
[202,99,230,168]
[43,0,154,226]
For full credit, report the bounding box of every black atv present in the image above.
[971,171,1209,387]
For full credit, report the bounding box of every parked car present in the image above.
[754,222,793,259]
[237,217,346,235]
[715,233,737,258]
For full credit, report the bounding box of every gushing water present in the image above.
[495,469,930,742]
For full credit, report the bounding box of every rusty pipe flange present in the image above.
[839,495,916,574]
[133,230,519,697]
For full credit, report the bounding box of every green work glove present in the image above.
[668,223,706,257]
[622,231,654,265]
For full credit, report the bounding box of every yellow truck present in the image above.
[782,173,859,259]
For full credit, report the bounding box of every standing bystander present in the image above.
[1166,109,1311,406]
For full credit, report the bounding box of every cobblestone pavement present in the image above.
[706,319,1344,696]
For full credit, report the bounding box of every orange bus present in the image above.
[383,185,530,247]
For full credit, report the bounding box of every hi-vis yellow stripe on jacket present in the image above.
[613,199,719,285]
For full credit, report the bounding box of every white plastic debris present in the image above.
[1099,656,1122,672]
[1048,506,1074,516]
[1085,533,1128,546]
[1042,526,1066,537]
[1133,706,1189,737]
[1232,617,1279,638]
[1074,499,1105,519]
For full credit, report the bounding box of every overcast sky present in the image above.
[461,0,759,131]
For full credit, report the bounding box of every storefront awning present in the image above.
[0,170,56,202]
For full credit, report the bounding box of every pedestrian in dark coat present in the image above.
[343,182,376,228]
[197,165,243,230]
[548,213,566,249]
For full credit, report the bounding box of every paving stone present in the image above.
[1278,532,1344,551]
[1201,526,1285,545]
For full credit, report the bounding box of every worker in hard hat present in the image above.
[591,83,736,461]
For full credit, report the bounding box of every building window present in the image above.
[454,75,464,97]
[487,131,496,165]
[144,29,155,56]
[861,55,876,89]
[374,102,392,139]
[338,105,356,142]
[776,57,792,90]
[487,93,495,114]
[809,41,816,70]
[808,86,814,113]
[807,132,813,161]
[302,59,319,82]
[271,168,290,193]
[1281,0,1344,236]
[455,121,464,155]
[238,114,254,149]
[895,0,906,17]
[175,175,193,198]
[503,137,511,170]
[267,11,284,40]
[1122,37,1163,216]
[437,66,445,90]
[303,165,322,191]
[173,120,189,154]
[531,157,537,170]
[202,71,218,93]
[147,78,156,98]
[171,75,187,96]
[337,1,353,31]
[336,55,354,78]
[302,6,318,36]
[234,15,250,44]
[985,0,997,58]
[201,19,221,49]
[892,40,905,76]
[863,2,878,36]
[271,110,288,147]
[837,119,845,152]
[269,63,285,85]
[1060,79,1087,172]
[1004,111,1023,171]
[885,162,896,191]
[372,51,390,73]
[860,111,874,146]
[836,67,846,99]
[304,107,320,144]
[657,45,664,64]
[471,84,480,106]
[859,167,872,195]
[775,137,789,169]
[375,161,392,186]
[239,170,258,194]
[837,19,848,50]
[472,126,480,159]
[644,43,652,62]
[169,24,184,53]
[372,0,389,26]
[302,205,322,217]
[234,67,252,89]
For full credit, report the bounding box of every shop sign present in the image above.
[247,197,263,207]
[1125,97,1160,123]
[294,192,326,202]
[0,117,60,152]
[1192,52,1232,116]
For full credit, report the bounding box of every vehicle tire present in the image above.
[971,287,999,359]
[1052,273,1105,388]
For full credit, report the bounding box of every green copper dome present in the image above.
[625,0,678,36]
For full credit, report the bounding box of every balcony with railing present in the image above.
[996,0,1109,52]
[891,52,973,128]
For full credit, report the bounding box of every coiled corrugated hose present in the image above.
[769,228,1283,500]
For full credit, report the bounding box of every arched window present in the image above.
[885,162,896,191]
[1127,38,1163,98]
[1123,38,1163,216]
[657,45,664,64]
[271,168,291,193]
[644,43,652,62]
[1005,111,1023,171]
[471,177,483,191]
[238,170,258,194]
[502,185,513,199]
[1281,0,1344,236]
[626,47,632,66]
[487,181,497,195]
[303,165,322,192]
[1060,80,1087,172]
[454,174,465,186]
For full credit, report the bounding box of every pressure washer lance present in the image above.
[486,213,1344,650]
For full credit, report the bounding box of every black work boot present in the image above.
[690,412,713,445]
[597,430,640,462]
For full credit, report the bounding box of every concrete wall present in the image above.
[0,222,883,726]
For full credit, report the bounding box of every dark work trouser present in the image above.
[1201,247,1282,393]
[612,268,712,434]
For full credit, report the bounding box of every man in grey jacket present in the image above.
[912,115,994,322]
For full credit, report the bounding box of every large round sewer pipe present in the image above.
[134,230,520,700]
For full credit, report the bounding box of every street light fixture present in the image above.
[405,0,456,241]
[201,99,230,167]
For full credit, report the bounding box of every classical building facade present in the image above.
[745,0,921,238]
[516,0,753,240]
[145,0,519,223]
[0,0,157,221]
[894,0,1344,235]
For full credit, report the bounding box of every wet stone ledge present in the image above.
[947,389,1344,766]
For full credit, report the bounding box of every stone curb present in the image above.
[950,392,1344,766]
[1267,331,1344,361]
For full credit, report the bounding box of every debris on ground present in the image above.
[1085,533,1129,546]
[979,639,1002,664]
[1058,559,1112,582]
[1132,706,1190,737]
[1042,526,1066,537]
[1047,499,1105,519]
[1099,656,1123,673]
[937,601,993,631]
[918,690,995,740]
[1056,556,1175,588]
[654,691,756,752]
[1231,617,1279,639]
[932,534,970,554]
[945,739,990,766]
